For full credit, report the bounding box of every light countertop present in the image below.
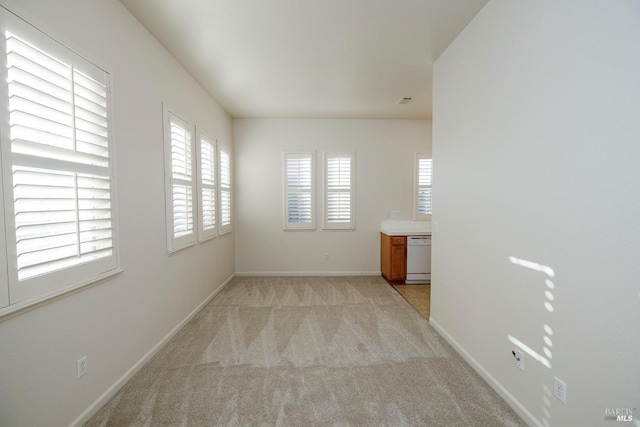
[380,220,431,236]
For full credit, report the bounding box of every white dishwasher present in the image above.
[406,235,431,284]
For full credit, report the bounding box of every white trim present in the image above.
[0,9,9,309]
[429,318,543,427]
[235,271,380,277]
[69,273,236,427]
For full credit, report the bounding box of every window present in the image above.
[283,152,315,230]
[218,143,232,234]
[414,154,433,220]
[163,108,196,251]
[324,152,355,229]
[197,131,217,241]
[163,115,230,246]
[0,9,119,308]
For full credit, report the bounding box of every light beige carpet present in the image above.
[86,276,525,426]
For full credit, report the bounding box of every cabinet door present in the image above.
[390,244,406,281]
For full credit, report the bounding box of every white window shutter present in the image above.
[163,109,196,251]
[197,131,217,241]
[0,11,119,305]
[219,144,232,234]
[324,152,355,229]
[283,152,315,229]
[415,154,433,220]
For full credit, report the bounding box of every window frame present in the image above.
[0,7,120,311]
[162,106,197,252]
[323,152,355,230]
[218,142,232,235]
[282,151,316,230]
[414,153,433,220]
[196,129,217,242]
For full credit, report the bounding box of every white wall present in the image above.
[234,119,430,274]
[431,1,640,426]
[0,1,234,426]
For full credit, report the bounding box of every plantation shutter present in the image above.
[415,154,433,219]
[283,152,315,229]
[198,132,217,241]
[324,153,355,229]
[0,11,118,303]
[219,144,232,234]
[164,111,196,251]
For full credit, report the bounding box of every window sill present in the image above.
[322,227,356,231]
[198,233,218,243]
[0,268,123,322]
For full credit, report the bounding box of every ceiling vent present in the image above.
[398,97,413,105]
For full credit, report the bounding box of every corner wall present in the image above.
[234,119,430,275]
[431,1,640,426]
[0,1,234,425]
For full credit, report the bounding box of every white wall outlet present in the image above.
[77,355,88,379]
[324,253,329,260]
[390,211,400,219]
[513,349,524,370]
[554,377,567,403]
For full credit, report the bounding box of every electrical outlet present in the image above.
[324,253,329,260]
[513,349,524,370]
[77,355,88,379]
[554,377,566,403]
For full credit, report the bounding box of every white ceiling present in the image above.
[119,0,488,119]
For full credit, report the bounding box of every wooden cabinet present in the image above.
[380,233,406,283]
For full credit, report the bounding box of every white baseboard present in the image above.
[235,271,381,277]
[428,317,542,427]
[70,273,236,427]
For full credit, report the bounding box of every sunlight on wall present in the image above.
[508,256,555,278]
[508,256,557,427]
[507,335,551,369]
